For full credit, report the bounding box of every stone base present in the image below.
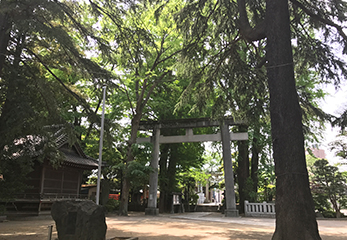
[224,209,239,217]
[145,208,159,216]
[0,215,7,222]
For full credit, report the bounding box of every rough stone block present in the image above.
[51,200,107,240]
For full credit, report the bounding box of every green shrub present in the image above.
[104,199,120,213]
[322,210,336,218]
[190,194,199,205]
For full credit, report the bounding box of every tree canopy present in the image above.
[1,0,347,238]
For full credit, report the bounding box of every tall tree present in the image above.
[263,1,319,238]
[175,0,347,238]
[88,0,197,215]
[0,0,115,201]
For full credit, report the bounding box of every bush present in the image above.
[104,199,120,213]
[190,194,199,205]
[322,210,336,218]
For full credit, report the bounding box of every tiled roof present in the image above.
[59,147,99,169]
[8,128,100,170]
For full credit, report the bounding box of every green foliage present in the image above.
[329,132,347,160]
[0,0,115,200]
[127,161,152,189]
[306,150,319,171]
[311,159,347,218]
[257,163,276,202]
[243,177,258,203]
[321,210,338,218]
[104,199,120,213]
[0,158,32,202]
[190,193,199,205]
[178,174,196,205]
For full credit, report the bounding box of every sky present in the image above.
[318,83,347,171]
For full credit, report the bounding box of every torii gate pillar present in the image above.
[145,126,160,215]
[139,118,246,217]
[221,123,239,217]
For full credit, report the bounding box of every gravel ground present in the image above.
[0,212,346,240]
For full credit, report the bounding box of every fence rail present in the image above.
[244,200,275,218]
[14,193,89,201]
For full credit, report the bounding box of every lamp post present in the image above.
[96,85,106,205]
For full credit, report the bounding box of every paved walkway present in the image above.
[0,212,346,240]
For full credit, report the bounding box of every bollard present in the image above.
[47,225,53,240]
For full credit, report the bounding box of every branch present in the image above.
[142,71,170,108]
[290,0,347,41]
[149,36,165,72]
[137,77,148,110]
[85,99,101,139]
[237,0,266,41]
[135,70,139,102]
[122,81,136,116]
[26,48,94,116]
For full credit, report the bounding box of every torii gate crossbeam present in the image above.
[136,118,248,217]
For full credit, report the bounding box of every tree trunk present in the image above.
[159,144,169,213]
[331,198,341,218]
[119,112,142,216]
[236,125,249,214]
[265,0,321,239]
[119,177,130,216]
[250,133,259,202]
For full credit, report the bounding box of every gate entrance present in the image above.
[136,118,248,217]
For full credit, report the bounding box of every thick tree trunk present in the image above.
[236,125,249,214]
[265,0,321,239]
[119,112,142,216]
[119,177,130,215]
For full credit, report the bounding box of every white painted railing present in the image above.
[244,200,275,217]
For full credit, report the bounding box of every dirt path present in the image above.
[0,212,346,240]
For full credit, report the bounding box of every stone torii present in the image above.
[136,118,248,217]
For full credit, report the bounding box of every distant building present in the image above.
[310,148,347,172]
[311,148,326,159]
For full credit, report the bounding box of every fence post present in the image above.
[47,225,53,240]
[244,200,249,216]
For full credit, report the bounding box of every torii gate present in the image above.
[136,118,248,217]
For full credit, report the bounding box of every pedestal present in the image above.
[225,208,239,217]
[145,207,159,216]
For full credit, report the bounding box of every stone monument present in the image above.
[51,199,107,240]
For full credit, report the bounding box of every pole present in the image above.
[96,85,106,205]
[47,225,53,240]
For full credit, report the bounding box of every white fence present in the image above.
[244,200,275,218]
